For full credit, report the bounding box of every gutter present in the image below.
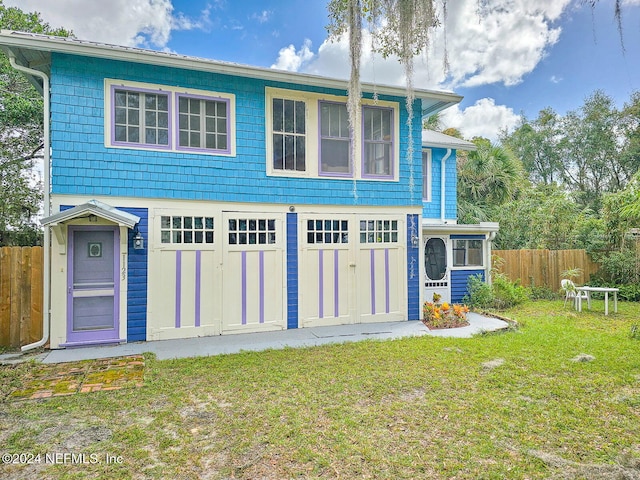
[440,149,452,223]
[9,56,51,352]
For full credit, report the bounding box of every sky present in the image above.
[6,0,640,141]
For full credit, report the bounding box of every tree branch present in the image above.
[0,142,44,171]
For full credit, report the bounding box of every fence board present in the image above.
[0,248,10,346]
[30,249,43,345]
[493,249,599,293]
[0,246,44,349]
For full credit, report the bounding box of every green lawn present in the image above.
[1,300,640,479]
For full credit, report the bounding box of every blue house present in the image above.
[1,31,498,349]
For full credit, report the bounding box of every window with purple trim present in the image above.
[319,102,351,176]
[114,89,169,146]
[272,98,306,172]
[177,95,229,152]
[362,106,393,177]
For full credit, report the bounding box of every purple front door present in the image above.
[66,226,120,345]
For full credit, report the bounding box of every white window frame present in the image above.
[452,239,484,267]
[266,87,399,181]
[422,149,432,202]
[105,79,236,156]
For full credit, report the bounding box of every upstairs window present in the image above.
[272,98,306,172]
[177,95,229,153]
[362,106,393,177]
[114,89,170,147]
[319,101,351,176]
[106,80,236,156]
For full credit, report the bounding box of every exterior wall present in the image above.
[50,194,420,345]
[124,207,148,342]
[422,147,457,220]
[451,270,484,303]
[423,232,492,306]
[49,53,424,208]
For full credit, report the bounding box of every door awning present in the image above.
[41,200,140,228]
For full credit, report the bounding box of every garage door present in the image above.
[299,214,406,327]
[221,213,286,333]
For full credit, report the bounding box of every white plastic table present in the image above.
[575,286,619,315]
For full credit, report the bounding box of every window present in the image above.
[453,239,483,266]
[319,102,351,176]
[228,218,276,245]
[177,95,229,153]
[114,89,169,147]
[362,106,393,177]
[161,216,214,244]
[106,80,235,156]
[307,219,349,244]
[272,98,306,171]
[422,150,432,201]
[360,219,399,244]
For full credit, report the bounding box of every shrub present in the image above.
[464,273,529,310]
[463,274,495,309]
[423,298,469,328]
[492,273,529,309]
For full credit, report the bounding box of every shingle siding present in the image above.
[50,53,425,208]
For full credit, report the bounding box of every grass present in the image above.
[1,300,640,479]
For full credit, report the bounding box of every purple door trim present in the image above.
[65,226,121,345]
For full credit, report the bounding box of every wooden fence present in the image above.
[492,249,599,293]
[0,246,43,349]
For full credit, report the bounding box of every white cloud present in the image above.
[251,10,272,24]
[5,0,210,48]
[271,39,314,72]
[275,0,571,91]
[440,98,520,142]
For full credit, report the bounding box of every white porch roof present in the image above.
[41,199,140,228]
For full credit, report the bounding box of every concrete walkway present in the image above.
[24,313,510,364]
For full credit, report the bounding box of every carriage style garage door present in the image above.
[221,213,285,333]
[299,214,406,327]
[148,211,286,340]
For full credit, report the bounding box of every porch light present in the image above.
[133,229,144,250]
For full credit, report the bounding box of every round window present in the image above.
[425,238,446,281]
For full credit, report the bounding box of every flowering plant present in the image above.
[423,294,470,329]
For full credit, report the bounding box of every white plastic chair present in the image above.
[561,279,590,311]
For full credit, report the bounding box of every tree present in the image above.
[0,1,70,245]
[501,108,563,185]
[492,184,589,250]
[456,139,524,224]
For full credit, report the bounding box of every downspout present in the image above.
[440,148,452,223]
[10,56,51,352]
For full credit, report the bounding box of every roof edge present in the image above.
[0,30,462,115]
[41,200,140,228]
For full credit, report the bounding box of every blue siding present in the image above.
[124,208,148,342]
[422,147,457,220]
[286,212,298,329]
[50,53,424,208]
[407,214,420,320]
[451,269,484,303]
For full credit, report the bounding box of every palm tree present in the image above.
[457,140,525,223]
